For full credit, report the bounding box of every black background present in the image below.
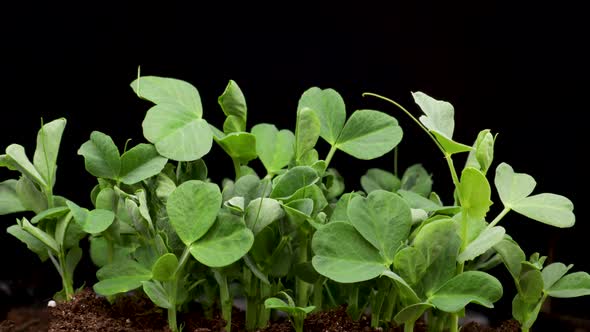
[1,1,587,321]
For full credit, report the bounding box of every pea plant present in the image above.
[2,73,588,332]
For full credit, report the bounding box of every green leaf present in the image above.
[542,263,573,290]
[394,246,427,286]
[5,144,47,187]
[465,129,495,174]
[401,164,432,197]
[330,192,360,223]
[167,180,222,246]
[264,297,315,315]
[131,76,202,117]
[65,246,82,284]
[151,253,178,281]
[20,217,59,253]
[511,193,575,228]
[412,91,472,154]
[142,281,172,309]
[217,132,258,164]
[512,293,542,329]
[288,184,328,217]
[30,206,70,224]
[89,237,135,268]
[33,118,66,186]
[394,303,433,324]
[413,219,461,295]
[190,213,254,267]
[298,87,346,145]
[251,124,295,174]
[398,190,444,212]
[0,179,27,214]
[77,131,121,179]
[428,271,503,312]
[348,190,411,262]
[360,168,401,193]
[270,166,319,200]
[493,237,525,280]
[94,259,153,296]
[546,272,590,298]
[218,80,247,133]
[518,269,544,302]
[119,143,167,184]
[312,221,388,283]
[245,198,285,234]
[458,226,505,263]
[7,224,49,261]
[458,167,492,220]
[494,163,536,207]
[295,107,321,161]
[15,176,47,213]
[142,104,213,161]
[335,110,402,160]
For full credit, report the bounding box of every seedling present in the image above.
[265,291,315,332]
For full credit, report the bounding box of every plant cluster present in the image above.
[1,75,589,332]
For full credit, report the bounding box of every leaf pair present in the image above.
[298,88,402,160]
[78,131,168,185]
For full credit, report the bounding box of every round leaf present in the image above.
[151,253,178,281]
[494,163,536,207]
[335,110,402,160]
[511,193,575,228]
[189,213,254,267]
[77,131,121,180]
[546,272,590,298]
[142,103,212,161]
[298,87,346,145]
[312,221,388,283]
[251,124,295,174]
[270,166,319,200]
[217,132,258,164]
[131,76,202,117]
[167,180,222,246]
[428,271,503,312]
[120,143,168,184]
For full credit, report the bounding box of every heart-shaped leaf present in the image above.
[167,180,222,246]
[511,193,575,228]
[120,143,167,184]
[131,76,202,117]
[298,87,346,145]
[361,168,401,193]
[542,263,573,290]
[335,110,402,160]
[494,163,536,207]
[251,124,295,174]
[348,190,411,262]
[189,213,254,267]
[216,132,258,164]
[429,271,502,312]
[312,221,388,283]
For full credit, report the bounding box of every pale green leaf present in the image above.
[20,217,59,253]
[120,144,167,184]
[494,163,536,207]
[412,91,455,139]
[15,176,47,213]
[31,206,69,224]
[312,221,388,283]
[335,110,402,160]
[33,118,66,186]
[78,131,121,179]
[0,179,27,214]
[151,253,178,281]
[218,80,247,132]
[6,144,47,187]
[190,213,254,267]
[298,87,346,145]
[131,76,202,117]
[547,272,590,298]
[348,190,411,262]
[458,226,505,263]
[394,303,433,324]
[65,246,82,284]
[167,180,221,246]
[458,167,492,220]
[245,198,285,234]
[465,129,495,174]
[270,166,319,200]
[360,168,401,193]
[518,268,544,302]
[429,271,502,312]
[7,224,49,261]
[493,237,525,280]
[542,263,573,290]
[142,281,172,309]
[400,164,432,197]
[251,124,295,174]
[295,107,321,161]
[512,193,575,228]
[217,132,258,164]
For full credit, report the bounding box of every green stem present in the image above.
[382,286,397,324]
[214,270,232,332]
[449,315,459,332]
[57,249,74,300]
[393,146,399,177]
[167,304,178,332]
[296,233,311,308]
[312,277,325,311]
[232,158,241,179]
[486,207,511,229]
[346,284,361,320]
[370,290,385,328]
[293,314,305,332]
[245,295,258,331]
[404,320,415,332]
[258,281,272,328]
[324,145,338,169]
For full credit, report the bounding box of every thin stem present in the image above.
[449,314,459,332]
[393,146,399,177]
[362,92,446,155]
[232,158,241,179]
[215,270,232,332]
[312,277,325,311]
[404,320,415,332]
[486,207,512,229]
[295,233,311,308]
[324,145,338,169]
[172,247,191,278]
[167,302,178,332]
[58,249,74,300]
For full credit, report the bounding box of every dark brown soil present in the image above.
[0,288,528,332]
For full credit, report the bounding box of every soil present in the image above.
[0,287,530,332]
